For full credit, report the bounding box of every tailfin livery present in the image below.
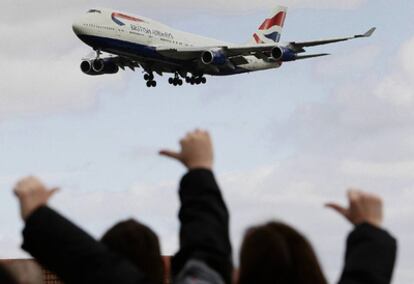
[252,6,287,44]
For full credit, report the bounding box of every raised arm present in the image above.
[327,190,397,284]
[14,177,148,284]
[160,130,233,284]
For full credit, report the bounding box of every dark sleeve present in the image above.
[171,169,233,284]
[338,223,397,284]
[22,206,148,284]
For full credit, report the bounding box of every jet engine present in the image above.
[201,49,227,65]
[80,59,119,75]
[271,46,296,62]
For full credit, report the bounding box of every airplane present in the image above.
[72,6,376,88]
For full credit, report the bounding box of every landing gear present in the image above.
[144,72,157,88]
[144,73,154,81]
[186,75,207,85]
[168,73,183,86]
[146,80,157,88]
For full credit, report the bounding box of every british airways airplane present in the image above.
[72,6,375,88]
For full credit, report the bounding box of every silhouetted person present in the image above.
[101,219,164,284]
[327,190,397,284]
[160,129,233,284]
[14,177,150,284]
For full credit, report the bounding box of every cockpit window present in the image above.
[87,9,101,14]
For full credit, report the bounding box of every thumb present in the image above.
[47,187,60,199]
[325,203,349,218]
[159,150,182,161]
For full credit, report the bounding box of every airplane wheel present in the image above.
[146,81,152,87]
[149,73,154,80]
[151,81,157,87]
[201,77,207,84]
[144,74,150,81]
[195,78,202,84]
[185,77,191,83]
[178,80,183,86]
[168,78,173,84]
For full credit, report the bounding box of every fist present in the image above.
[14,177,58,220]
[326,189,383,228]
[160,129,214,170]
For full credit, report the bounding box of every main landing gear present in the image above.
[186,76,207,85]
[168,73,183,86]
[142,71,207,87]
[144,73,157,88]
[168,73,207,87]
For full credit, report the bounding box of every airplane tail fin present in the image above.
[252,6,288,44]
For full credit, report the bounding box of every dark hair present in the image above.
[0,265,17,284]
[238,222,327,284]
[101,219,164,284]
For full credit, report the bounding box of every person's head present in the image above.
[238,221,327,284]
[101,219,164,284]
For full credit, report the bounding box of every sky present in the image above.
[0,0,413,282]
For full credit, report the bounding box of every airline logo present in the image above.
[111,12,144,26]
[259,11,286,30]
[253,31,281,44]
[253,11,286,44]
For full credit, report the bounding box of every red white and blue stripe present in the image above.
[111,12,144,26]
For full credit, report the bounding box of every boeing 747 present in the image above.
[72,6,375,87]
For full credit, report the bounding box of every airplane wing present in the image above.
[288,27,376,52]
[87,27,375,76]
[156,27,376,62]
[156,44,276,59]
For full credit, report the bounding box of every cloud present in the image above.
[340,160,414,178]
[0,0,367,24]
[48,180,181,255]
[277,37,414,165]
[373,38,414,108]
[313,45,381,81]
[0,10,128,121]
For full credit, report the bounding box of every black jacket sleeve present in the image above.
[338,223,397,284]
[22,206,148,284]
[171,169,233,284]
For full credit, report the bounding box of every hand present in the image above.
[160,129,214,170]
[14,176,59,220]
[326,189,383,228]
